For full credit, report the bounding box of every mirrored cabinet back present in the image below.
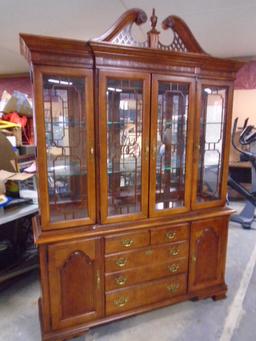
[20,8,243,341]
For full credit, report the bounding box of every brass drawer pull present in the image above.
[169,247,179,256]
[166,231,176,240]
[114,296,128,307]
[167,283,180,293]
[122,239,134,248]
[168,264,179,273]
[116,257,127,267]
[115,275,127,286]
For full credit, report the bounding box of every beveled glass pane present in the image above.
[155,81,189,210]
[43,75,88,222]
[106,79,143,216]
[197,86,227,202]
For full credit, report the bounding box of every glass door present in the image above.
[34,66,96,229]
[192,80,233,209]
[99,70,150,224]
[149,75,195,217]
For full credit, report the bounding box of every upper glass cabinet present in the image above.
[192,81,231,208]
[99,71,150,223]
[35,67,95,229]
[149,75,194,216]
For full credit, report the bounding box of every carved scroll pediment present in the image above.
[93,8,148,47]
[93,8,205,54]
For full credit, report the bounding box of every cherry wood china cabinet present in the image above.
[20,9,243,341]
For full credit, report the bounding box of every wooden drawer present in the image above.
[105,241,189,272]
[151,223,189,245]
[105,230,150,254]
[105,258,188,291]
[106,274,187,315]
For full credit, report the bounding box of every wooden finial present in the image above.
[150,8,158,33]
[148,8,160,48]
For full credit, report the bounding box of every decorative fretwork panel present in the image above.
[155,82,189,210]
[197,86,228,202]
[43,75,88,222]
[112,25,147,48]
[158,32,188,52]
[106,79,143,216]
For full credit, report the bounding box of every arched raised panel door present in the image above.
[189,217,228,292]
[48,238,103,330]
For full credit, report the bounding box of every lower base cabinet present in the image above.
[39,215,229,340]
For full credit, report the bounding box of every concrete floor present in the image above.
[1,202,256,341]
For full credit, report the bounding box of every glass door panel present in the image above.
[150,76,194,217]
[99,71,150,223]
[196,86,228,203]
[36,67,95,228]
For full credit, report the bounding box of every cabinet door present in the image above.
[149,75,195,217]
[34,66,96,229]
[189,217,228,292]
[192,80,233,209]
[48,238,104,330]
[99,70,150,224]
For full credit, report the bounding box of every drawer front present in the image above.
[105,241,189,272]
[105,231,150,254]
[106,274,187,315]
[151,223,189,245]
[105,258,188,291]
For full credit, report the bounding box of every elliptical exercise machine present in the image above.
[228,117,256,229]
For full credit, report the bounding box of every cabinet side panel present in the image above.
[38,245,51,333]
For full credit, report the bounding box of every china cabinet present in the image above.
[20,8,243,341]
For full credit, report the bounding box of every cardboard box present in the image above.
[0,131,17,172]
[0,169,34,195]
